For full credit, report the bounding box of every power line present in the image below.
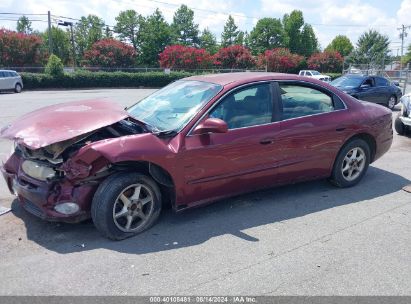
[145,0,394,27]
[146,0,254,19]
[0,12,48,16]
[51,14,116,29]
[0,17,48,23]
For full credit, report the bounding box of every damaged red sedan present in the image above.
[0,73,393,240]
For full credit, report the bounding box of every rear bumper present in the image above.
[1,157,95,223]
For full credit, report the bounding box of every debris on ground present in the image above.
[0,206,11,216]
[402,185,411,193]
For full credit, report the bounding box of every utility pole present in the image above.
[69,23,76,69]
[398,24,411,70]
[47,11,53,55]
[58,20,76,69]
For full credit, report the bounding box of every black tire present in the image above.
[91,172,162,240]
[329,139,371,188]
[14,83,22,93]
[387,95,397,110]
[395,115,406,135]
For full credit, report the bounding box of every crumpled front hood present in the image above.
[0,99,129,149]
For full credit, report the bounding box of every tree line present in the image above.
[1,4,393,72]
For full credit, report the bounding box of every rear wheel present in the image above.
[388,95,396,110]
[91,172,162,240]
[14,83,22,93]
[395,114,406,135]
[329,139,370,188]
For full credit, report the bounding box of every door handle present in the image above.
[260,139,274,145]
[336,125,347,132]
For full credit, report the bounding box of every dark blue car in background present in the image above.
[331,74,403,110]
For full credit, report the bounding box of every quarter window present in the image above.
[279,84,334,120]
[210,83,273,129]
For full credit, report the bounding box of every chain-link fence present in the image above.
[0,66,266,74]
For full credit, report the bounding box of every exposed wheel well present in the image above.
[345,133,376,163]
[110,161,176,209]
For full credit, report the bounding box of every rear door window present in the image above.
[279,84,337,120]
[375,77,389,87]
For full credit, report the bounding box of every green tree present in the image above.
[349,30,390,67]
[221,15,240,47]
[248,17,284,55]
[235,31,245,45]
[171,4,199,46]
[16,16,32,34]
[139,9,172,66]
[199,28,218,54]
[74,15,105,62]
[104,26,113,39]
[283,10,318,56]
[45,54,64,77]
[300,24,318,57]
[325,35,354,57]
[41,26,72,64]
[114,10,143,50]
[403,44,411,66]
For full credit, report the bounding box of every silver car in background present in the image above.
[0,70,23,93]
[395,93,411,135]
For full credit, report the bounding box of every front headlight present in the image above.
[21,160,56,181]
[0,139,15,165]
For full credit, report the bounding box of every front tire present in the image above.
[329,139,370,188]
[14,83,22,93]
[91,172,162,240]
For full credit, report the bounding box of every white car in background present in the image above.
[299,70,331,82]
[0,70,23,93]
[395,93,411,135]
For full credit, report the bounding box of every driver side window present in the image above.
[362,78,374,87]
[210,83,273,129]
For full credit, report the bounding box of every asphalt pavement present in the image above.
[0,89,410,295]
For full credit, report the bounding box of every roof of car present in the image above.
[185,72,301,86]
[0,70,17,73]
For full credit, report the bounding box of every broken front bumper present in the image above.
[1,154,96,223]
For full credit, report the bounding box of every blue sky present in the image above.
[0,0,410,53]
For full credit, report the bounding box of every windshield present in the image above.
[311,71,320,75]
[331,76,363,88]
[127,80,222,132]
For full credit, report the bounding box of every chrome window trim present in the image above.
[277,79,347,110]
[186,79,348,136]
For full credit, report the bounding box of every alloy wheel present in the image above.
[341,147,366,182]
[112,183,154,232]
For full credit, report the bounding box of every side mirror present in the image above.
[360,84,371,89]
[193,118,228,135]
[393,81,400,87]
